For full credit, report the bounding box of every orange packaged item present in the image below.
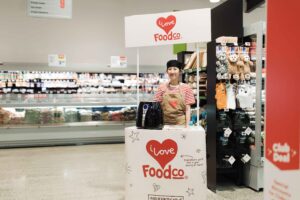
[215,83,227,110]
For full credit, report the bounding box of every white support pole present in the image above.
[196,43,200,126]
[137,48,140,108]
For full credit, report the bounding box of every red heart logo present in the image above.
[169,100,178,109]
[146,139,178,169]
[156,15,176,34]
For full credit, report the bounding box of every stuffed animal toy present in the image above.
[238,54,253,80]
[216,51,228,80]
[237,56,246,81]
[227,53,239,81]
[216,51,227,63]
[215,83,227,110]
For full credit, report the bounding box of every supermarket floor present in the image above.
[0,144,263,200]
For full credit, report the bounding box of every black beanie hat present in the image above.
[166,60,183,70]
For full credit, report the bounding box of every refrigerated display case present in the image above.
[0,69,167,147]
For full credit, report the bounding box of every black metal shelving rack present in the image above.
[206,0,244,192]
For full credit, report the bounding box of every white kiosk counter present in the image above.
[125,126,207,200]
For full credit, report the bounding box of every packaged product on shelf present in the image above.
[53,108,65,124]
[9,109,25,125]
[64,108,79,123]
[0,108,11,124]
[78,109,93,122]
[110,110,124,121]
[40,108,54,124]
[100,111,110,121]
[92,111,101,121]
[25,108,41,124]
[123,107,136,121]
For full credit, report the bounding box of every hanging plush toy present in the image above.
[227,53,240,81]
[237,54,246,81]
[215,82,227,110]
[216,51,228,80]
[240,54,253,80]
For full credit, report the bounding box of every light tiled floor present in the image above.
[0,144,263,200]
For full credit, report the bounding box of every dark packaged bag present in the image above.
[216,110,232,132]
[232,109,250,131]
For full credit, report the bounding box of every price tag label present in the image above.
[224,128,232,138]
[241,154,251,163]
[234,42,238,46]
[245,42,251,46]
[228,156,236,165]
[245,127,253,135]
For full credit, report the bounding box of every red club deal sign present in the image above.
[125,8,211,47]
[125,127,207,200]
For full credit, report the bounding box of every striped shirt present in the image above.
[154,83,195,105]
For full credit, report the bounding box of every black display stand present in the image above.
[206,0,244,192]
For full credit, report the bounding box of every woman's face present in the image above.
[167,67,180,82]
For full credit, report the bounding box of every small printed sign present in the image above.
[241,154,251,163]
[224,128,232,138]
[228,156,236,165]
[110,56,127,68]
[245,127,253,136]
[48,54,66,67]
[28,0,72,19]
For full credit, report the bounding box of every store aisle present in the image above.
[0,144,262,200]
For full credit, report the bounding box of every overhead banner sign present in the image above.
[28,0,72,19]
[125,127,207,200]
[125,9,211,47]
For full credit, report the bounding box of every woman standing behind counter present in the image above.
[154,60,195,127]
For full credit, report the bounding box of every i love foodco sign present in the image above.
[125,127,207,200]
[143,139,185,179]
[125,9,211,47]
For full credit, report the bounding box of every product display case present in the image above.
[0,69,168,147]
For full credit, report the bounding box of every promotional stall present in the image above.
[124,8,211,200]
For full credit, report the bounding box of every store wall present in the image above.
[0,0,215,72]
[0,0,265,72]
[243,2,266,26]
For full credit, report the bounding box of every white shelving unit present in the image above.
[243,21,266,191]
